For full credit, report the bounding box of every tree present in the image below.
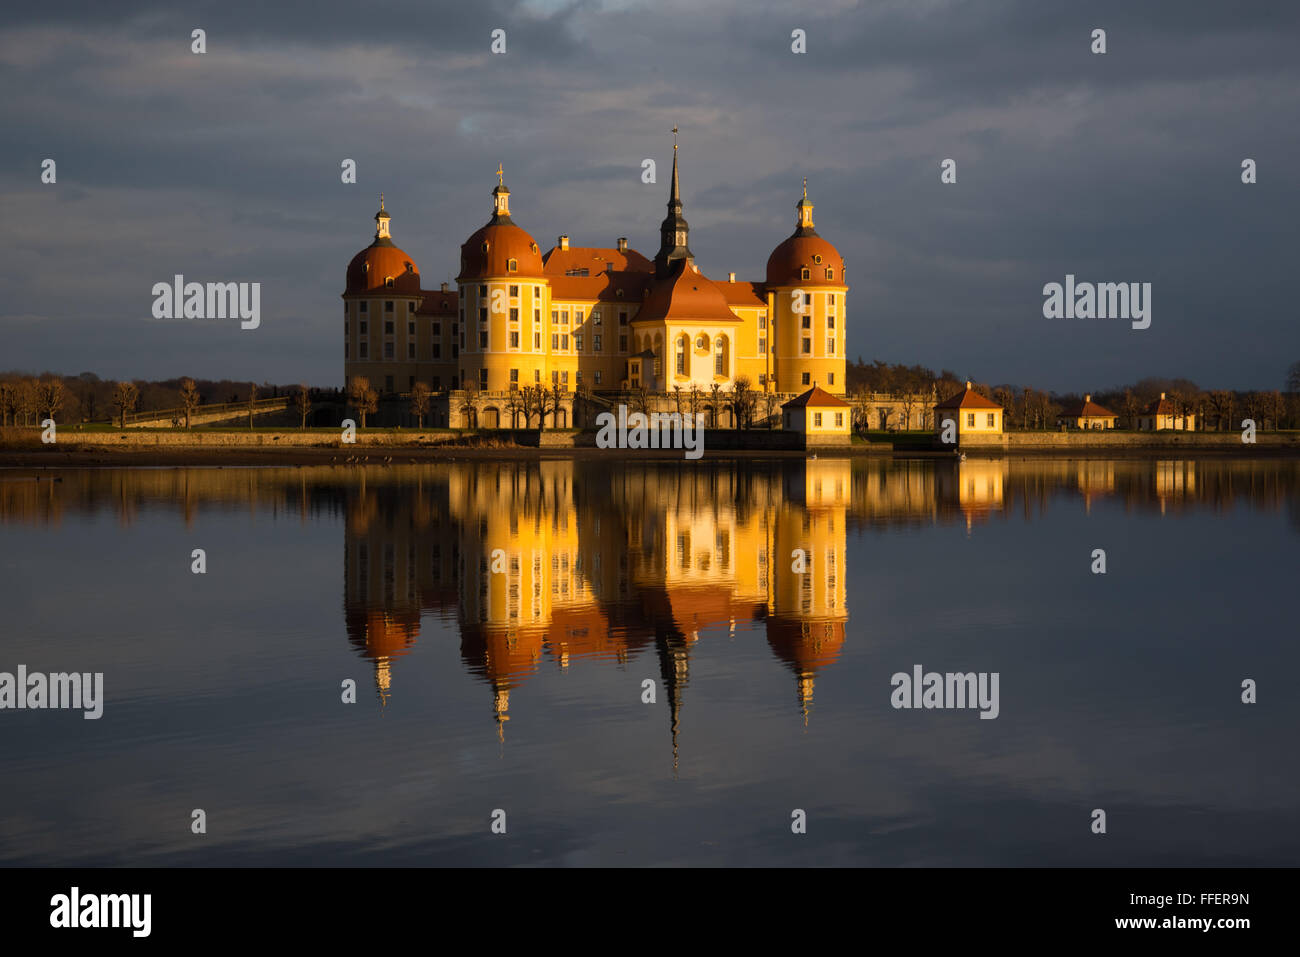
[349,376,379,428]
[37,377,66,424]
[16,379,38,426]
[504,386,525,429]
[763,390,779,430]
[1207,390,1233,431]
[709,382,723,428]
[408,382,430,429]
[295,383,313,430]
[458,383,479,429]
[1287,361,1300,394]
[246,383,259,429]
[112,381,139,428]
[179,378,201,429]
[0,382,15,427]
[729,376,756,429]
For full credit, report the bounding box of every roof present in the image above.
[934,384,1002,410]
[415,289,458,315]
[458,221,545,280]
[711,279,767,308]
[548,271,650,302]
[345,241,421,295]
[542,245,653,276]
[766,231,845,288]
[1060,397,1117,418]
[782,385,850,410]
[635,259,743,325]
[1142,394,1177,415]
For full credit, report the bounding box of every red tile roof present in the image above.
[782,385,849,409]
[934,384,1002,410]
[542,245,653,276]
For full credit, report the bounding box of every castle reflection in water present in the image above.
[3,455,1298,748]
[345,459,851,751]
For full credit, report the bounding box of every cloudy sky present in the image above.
[2,0,1297,391]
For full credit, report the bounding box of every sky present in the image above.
[1,0,1297,392]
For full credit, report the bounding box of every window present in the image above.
[509,307,519,322]
[561,310,569,325]
[480,369,489,389]
[826,268,834,280]
[758,337,766,354]
[509,331,520,348]
[813,254,822,264]
[829,294,836,305]
[534,332,541,349]
[551,310,559,325]
[696,335,707,350]
[619,335,627,351]
[408,321,415,335]
[479,284,487,298]
[561,335,569,350]
[407,342,415,359]
[987,413,996,427]
[802,338,811,355]
[827,372,834,385]
[433,343,441,358]
[676,337,685,374]
[451,322,458,336]
[594,334,602,352]
[595,370,602,384]
[759,314,766,329]
[510,369,519,386]
[433,321,441,335]
[344,304,349,317]
[359,320,368,335]
[804,292,812,307]
[827,338,836,354]
[552,371,559,386]
[385,278,394,288]
[452,344,458,358]
[575,333,583,351]
[533,286,541,298]
[827,315,835,329]
[801,268,810,280]
[384,320,394,334]
[802,315,811,329]
[534,369,541,382]
[576,309,584,325]
[551,333,559,350]
[967,413,975,427]
[814,412,822,427]
[561,371,568,385]
[360,343,369,358]
[385,301,394,313]
[409,301,416,313]
[359,301,367,314]
[619,310,628,325]
[801,372,810,385]
[533,309,540,323]
[593,309,602,325]
[835,412,843,428]
[714,337,725,376]
[509,285,519,297]
[384,342,394,359]
[507,258,517,272]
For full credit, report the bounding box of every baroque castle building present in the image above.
[343,141,848,404]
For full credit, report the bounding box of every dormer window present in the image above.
[825,268,834,280]
[405,263,413,274]
[813,254,822,263]
[530,243,539,254]
[385,277,395,288]
[507,258,518,272]
[800,268,810,280]
[481,241,490,253]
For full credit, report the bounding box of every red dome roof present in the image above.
[458,222,545,280]
[346,241,421,295]
[765,232,844,288]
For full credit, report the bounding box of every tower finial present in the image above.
[496,163,504,186]
[379,192,385,211]
[672,126,678,151]
[802,177,807,200]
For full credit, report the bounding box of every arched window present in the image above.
[676,336,686,375]
[695,334,708,351]
[800,268,810,280]
[507,258,518,272]
[825,268,834,280]
[714,336,726,376]
[385,277,394,288]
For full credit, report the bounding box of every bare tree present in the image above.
[763,390,779,430]
[504,386,525,429]
[179,378,201,429]
[112,381,139,428]
[709,382,723,428]
[458,383,479,429]
[295,383,313,430]
[729,376,756,429]
[349,376,379,428]
[246,383,259,429]
[37,377,66,425]
[0,382,15,427]
[408,382,431,429]
[1121,389,1141,430]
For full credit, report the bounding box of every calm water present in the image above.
[0,456,1297,866]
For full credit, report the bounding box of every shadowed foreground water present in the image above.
[0,455,1297,866]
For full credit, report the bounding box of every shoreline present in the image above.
[1,442,1298,469]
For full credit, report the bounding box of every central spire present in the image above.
[655,127,693,278]
[490,164,513,224]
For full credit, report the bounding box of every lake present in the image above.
[0,455,1296,866]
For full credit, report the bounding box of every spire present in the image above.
[795,179,817,236]
[655,127,693,278]
[374,193,392,242]
[490,165,513,225]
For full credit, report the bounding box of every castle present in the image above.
[342,139,848,415]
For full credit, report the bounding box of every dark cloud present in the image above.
[1,0,1296,389]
